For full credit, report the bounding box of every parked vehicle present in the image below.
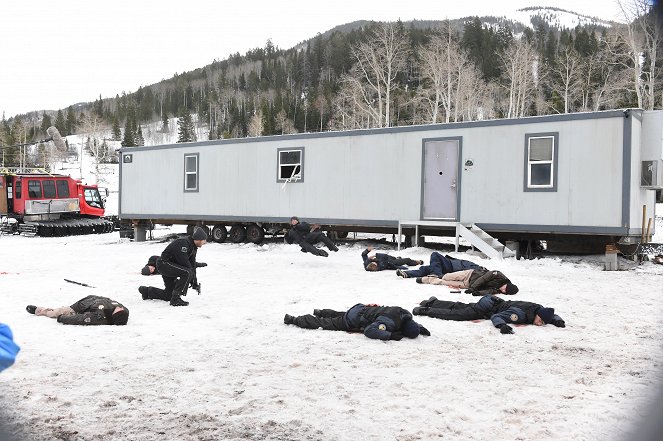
[0,169,114,236]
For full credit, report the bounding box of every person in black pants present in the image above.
[396,252,484,278]
[361,246,423,271]
[413,295,565,334]
[139,227,208,306]
[25,295,129,325]
[285,216,338,257]
[284,303,430,341]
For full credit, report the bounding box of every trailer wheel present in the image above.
[246,224,265,244]
[211,225,228,243]
[228,225,246,243]
[186,225,195,236]
[336,231,349,239]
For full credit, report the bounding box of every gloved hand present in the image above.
[190,278,198,289]
[389,332,404,341]
[196,262,208,267]
[499,324,514,334]
[551,318,566,328]
[419,326,431,336]
[464,289,476,295]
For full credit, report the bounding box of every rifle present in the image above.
[64,279,96,288]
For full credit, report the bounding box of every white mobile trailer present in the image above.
[119,109,662,251]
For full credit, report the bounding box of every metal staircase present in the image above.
[397,220,514,259]
[456,223,514,259]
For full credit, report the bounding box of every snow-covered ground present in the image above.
[1,227,662,441]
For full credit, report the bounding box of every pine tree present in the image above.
[66,106,77,135]
[161,111,169,133]
[135,125,145,146]
[54,110,66,135]
[121,117,136,147]
[40,112,52,137]
[177,109,196,142]
[111,117,121,140]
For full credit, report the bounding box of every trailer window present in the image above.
[28,180,42,198]
[43,180,57,198]
[277,148,304,182]
[56,180,70,197]
[184,153,199,192]
[524,133,558,192]
[15,181,22,199]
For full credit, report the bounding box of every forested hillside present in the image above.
[1,3,660,169]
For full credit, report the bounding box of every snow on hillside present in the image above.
[510,6,615,30]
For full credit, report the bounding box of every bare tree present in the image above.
[417,24,493,123]
[548,47,582,113]
[247,109,263,137]
[275,110,297,134]
[500,38,540,118]
[80,112,113,184]
[611,0,662,109]
[336,23,410,128]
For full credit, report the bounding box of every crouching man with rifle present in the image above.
[139,227,208,306]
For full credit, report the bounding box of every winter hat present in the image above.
[537,307,555,324]
[141,265,151,276]
[401,319,420,338]
[192,227,208,241]
[111,308,129,325]
[505,283,519,294]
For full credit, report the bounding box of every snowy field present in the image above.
[1,226,663,441]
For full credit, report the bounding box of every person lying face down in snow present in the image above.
[284,303,430,341]
[396,252,485,279]
[415,267,519,296]
[285,216,338,257]
[361,246,423,272]
[413,295,564,335]
[26,295,129,326]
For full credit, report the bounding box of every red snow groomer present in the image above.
[0,168,114,236]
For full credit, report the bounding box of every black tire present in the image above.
[336,231,349,239]
[186,225,195,236]
[211,225,228,243]
[228,225,246,243]
[246,224,265,244]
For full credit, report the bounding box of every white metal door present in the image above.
[423,140,459,219]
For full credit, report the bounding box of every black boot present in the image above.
[412,307,429,316]
[419,296,438,307]
[313,309,322,317]
[138,286,149,300]
[170,293,189,307]
[26,305,37,314]
[284,314,295,325]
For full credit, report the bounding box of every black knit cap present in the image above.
[111,308,129,325]
[505,283,519,294]
[192,227,208,241]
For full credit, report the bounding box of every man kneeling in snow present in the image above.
[413,295,564,334]
[284,303,430,341]
[26,295,129,326]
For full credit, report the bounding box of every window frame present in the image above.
[183,153,200,192]
[523,132,558,192]
[276,147,305,183]
[27,180,43,199]
[42,180,57,198]
[56,180,70,198]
